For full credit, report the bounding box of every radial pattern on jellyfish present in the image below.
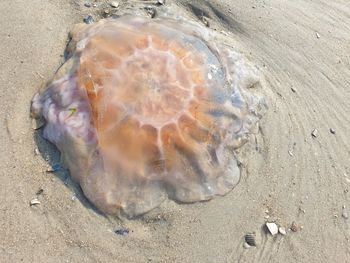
[31,16,266,217]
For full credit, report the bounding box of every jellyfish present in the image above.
[31,16,267,217]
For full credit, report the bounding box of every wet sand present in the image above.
[1,0,350,262]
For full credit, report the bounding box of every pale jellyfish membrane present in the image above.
[31,15,267,217]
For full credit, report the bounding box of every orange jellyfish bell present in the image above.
[31,16,267,217]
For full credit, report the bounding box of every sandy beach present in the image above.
[1,0,350,262]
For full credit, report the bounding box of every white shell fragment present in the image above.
[278,226,287,235]
[30,198,41,206]
[266,222,278,236]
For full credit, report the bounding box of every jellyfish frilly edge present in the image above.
[31,16,267,217]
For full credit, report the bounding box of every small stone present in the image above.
[114,228,129,236]
[290,221,298,232]
[71,195,76,201]
[330,128,336,134]
[266,222,278,236]
[157,0,165,5]
[316,32,320,38]
[278,227,286,235]
[104,9,110,14]
[30,198,41,206]
[109,1,119,8]
[83,15,94,24]
[34,148,40,155]
[84,2,91,7]
[288,150,294,157]
[291,87,297,93]
[311,129,318,138]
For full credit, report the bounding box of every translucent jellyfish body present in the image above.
[31,16,266,217]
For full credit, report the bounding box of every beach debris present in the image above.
[30,198,41,206]
[46,163,61,173]
[31,118,44,130]
[278,226,287,235]
[109,1,119,8]
[316,32,320,39]
[145,6,156,18]
[291,87,297,93]
[34,148,40,155]
[157,0,165,5]
[342,206,348,219]
[243,242,251,249]
[114,228,129,236]
[202,16,210,27]
[36,188,44,195]
[244,233,256,247]
[290,221,299,232]
[71,195,77,201]
[288,150,294,157]
[266,222,278,236]
[330,128,336,134]
[311,129,318,138]
[83,15,94,24]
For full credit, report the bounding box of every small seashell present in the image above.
[244,233,256,247]
[31,118,44,130]
[311,129,318,138]
[34,148,40,155]
[278,226,287,235]
[202,16,210,27]
[109,1,119,8]
[30,198,41,206]
[243,242,251,249]
[46,163,61,173]
[330,128,336,134]
[266,222,278,236]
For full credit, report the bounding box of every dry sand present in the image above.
[1,0,350,262]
